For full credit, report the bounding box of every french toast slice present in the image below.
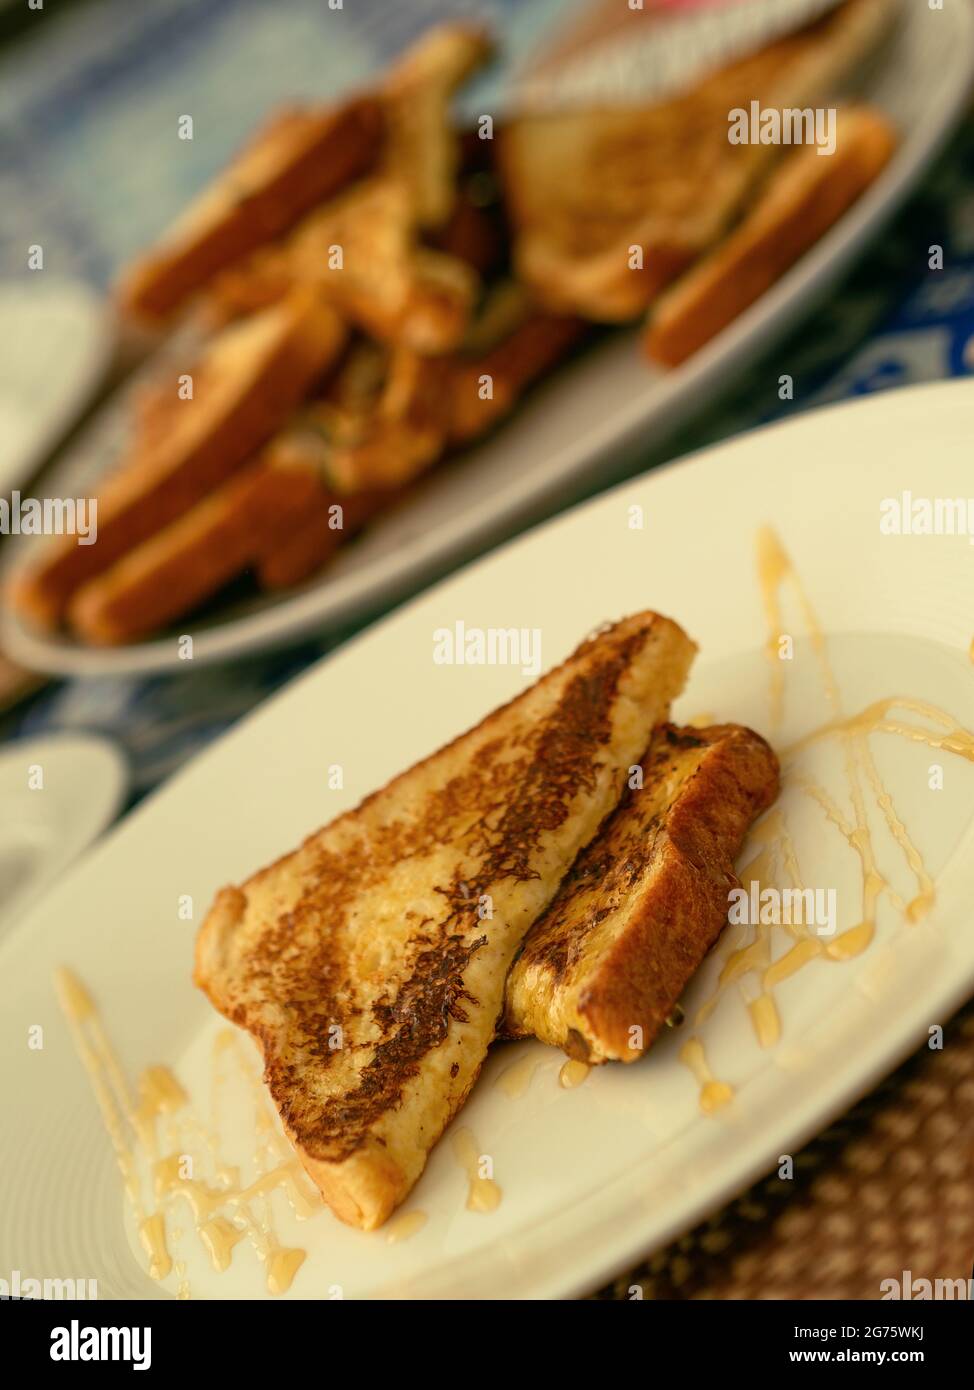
[214,177,480,351]
[288,178,480,353]
[117,95,383,322]
[254,488,390,591]
[205,24,493,342]
[318,287,585,494]
[644,105,896,366]
[250,399,397,591]
[498,0,893,321]
[254,291,585,584]
[66,448,323,645]
[11,294,345,630]
[503,723,779,1063]
[195,613,696,1229]
[447,291,585,446]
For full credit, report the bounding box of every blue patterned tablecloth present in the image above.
[1,0,973,798]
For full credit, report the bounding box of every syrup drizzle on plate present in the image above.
[55,974,320,1299]
[451,1128,503,1212]
[679,527,974,1106]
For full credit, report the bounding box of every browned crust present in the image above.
[253,502,339,590]
[496,99,702,321]
[193,617,687,912]
[204,118,505,333]
[428,187,504,278]
[644,106,897,367]
[193,886,411,1231]
[194,615,669,1109]
[498,0,894,322]
[203,245,295,328]
[580,725,779,1059]
[258,303,584,581]
[504,724,779,1062]
[117,96,384,322]
[66,454,322,645]
[325,349,452,491]
[10,297,345,630]
[448,310,586,444]
[254,487,392,590]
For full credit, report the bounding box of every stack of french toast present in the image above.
[11,0,897,646]
[195,613,780,1230]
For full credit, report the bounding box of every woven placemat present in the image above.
[595,1000,974,1299]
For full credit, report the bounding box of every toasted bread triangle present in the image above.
[195,612,695,1228]
[117,96,383,321]
[499,0,894,320]
[503,723,779,1062]
[11,293,344,630]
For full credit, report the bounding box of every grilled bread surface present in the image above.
[644,105,897,366]
[195,613,695,1228]
[503,723,779,1063]
[498,0,894,320]
[11,293,344,630]
[66,450,324,645]
[117,96,384,322]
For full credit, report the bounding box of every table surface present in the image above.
[2,0,974,1299]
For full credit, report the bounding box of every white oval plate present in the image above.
[1,379,973,1299]
[0,733,127,939]
[2,0,972,679]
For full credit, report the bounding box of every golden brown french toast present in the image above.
[195,613,696,1229]
[249,385,399,592]
[447,293,585,446]
[11,293,345,630]
[498,0,894,321]
[204,24,494,343]
[645,105,896,366]
[319,287,585,493]
[503,723,779,1063]
[117,96,383,322]
[288,178,479,353]
[254,487,390,591]
[66,448,323,645]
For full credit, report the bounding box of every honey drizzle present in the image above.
[558,1058,591,1089]
[55,973,320,1297]
[451,1127,502,1213]
[678,1039,733,1114]
[680,527,974,1108]
[213,1029,314,1288]
[495,1051,543,1099]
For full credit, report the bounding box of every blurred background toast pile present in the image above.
[7,1,901,647]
